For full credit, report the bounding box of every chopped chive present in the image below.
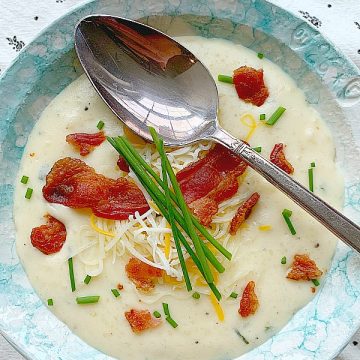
[20,175,29,184]
[218,74,234,84]
[47,298,54,306]
[162,302,170,317]
[308,167,314,192]
[96,120,105,130]
[230,292,238,299]
[83,275,92,285]
[192,292,201,300]
[111,288,120,298]
[259,113,266,121]
[166,316,178,328]
[312,279,320,287]
[282,209,296,235]
[153,310,161,318]
[281,256,287,265]
[68,257,76,292]
[266,106,286,126]
[76,296,100,304]
[25,188,33,199]
[252,146,262,153]
[235,329,249,344]
[257,52,264,59]
[311,161,316,168]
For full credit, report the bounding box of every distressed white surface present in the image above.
[0,0,359,359]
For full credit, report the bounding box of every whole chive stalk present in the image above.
[166,316,178,328]
[97,120,105,130]
[218,74,233,84]
[282,209,296,235]
[149,127,213,284]
[83,275,92,285]
[192,292,201,299]
[229,292,238,299]
[111,288,120,298]
[153,311,161,318]
[266,106,286,126]
[20,175,29,184]
[252,146,262,153]
[76,296,100,304]
[47,298,54,306]
[68,257,76,292]
[25,188,33,199]
[312,279,320,287]
[281,256,287,265]
[159,138,192,291]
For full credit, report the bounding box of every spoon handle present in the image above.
[211,128,360,253]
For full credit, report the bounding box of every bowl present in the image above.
[1,0,360,359]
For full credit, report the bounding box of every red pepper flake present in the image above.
[125,257,163,291]
[124,309,161,333]
[30,215,66,255]
[117,155,130,173]
[270,143,294,174]
[229,192,260,235]
[42,157,149,220]
[66,131,106,156]
[233,66,269,106]
[239,281,259,317]
[287,254,323,281]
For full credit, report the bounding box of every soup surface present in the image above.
[14,36,344,360]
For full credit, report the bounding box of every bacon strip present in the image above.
[233,66,269,106]
[125,309,161,333]
[30,215,66,255]
[42,157,149,220]
[176,144,248,226]
[270,143,294,174]
[66,131,106,156]
[125,257,163,291]
[239,281,259,317]
[287,254,323,281]
[230,192,260,235]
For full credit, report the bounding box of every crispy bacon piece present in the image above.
[239,281,259,317]
[117,155,130,173]
[233,66,269,106]
[176,144,248,226]
[42,157,149,220]
[66,131,106,156]
[30,215,66,255]
[229,192,260,235]
[125,257,163,291]
[125,309,161,333]
[287,254,323,281]
[270,143,294,175]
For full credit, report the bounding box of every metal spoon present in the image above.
[75,15,360,252]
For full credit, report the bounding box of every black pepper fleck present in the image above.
[34,16,39,20]
[205,312,209,315]
[353,341,358,346]
[327,4,332,8]
[315,243,320,248]
[358,49,360,54]
[84,107,89,111]
[195,341,199,344]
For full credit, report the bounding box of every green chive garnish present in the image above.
[282,209,296,235]
[311,162,316,168]
[257,52,264,59]
[308,167,314,192]
[47,298,54,306]
[97,120,105,130]
[153,311,161,318]
[281,256,287,265]
[166,316,178,328]
[259,114,266,121]
[192,292,201,300]
[68,257,76,292]
[76,296,100,304]
[218,74,234,84]
[230,292,238,299]
[266,106,286,126]
[20,175,29,184]
[312,279,320,287]
[25,188,33,199]
[252,146,262,153]
[162,302,170,317]
[111,288,120,298]
[235,329,249,344]
[83,275,92,285]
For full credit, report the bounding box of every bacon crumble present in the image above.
[286,254,323,281]
[125,309,161,333]
[229,192,260,235]
[270,143,294,174]
[117,155,130,173]
[239,281,259,317]
[30,215,67,255]
[66,131,106,156]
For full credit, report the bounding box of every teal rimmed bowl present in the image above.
[1,0,360,359]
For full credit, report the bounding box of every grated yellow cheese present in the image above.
[210,293,225,321]
[164,223,171,259]
[90,213,115,237]
[240,113,257,142]
[258,225,272,231]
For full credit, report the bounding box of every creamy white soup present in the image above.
[14,36,344,360]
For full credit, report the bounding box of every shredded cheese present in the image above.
[90,214,115,237]
[210,293,225,321]
[164,223,171,259]
[240,113,257,142]
[259,225,272,231]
